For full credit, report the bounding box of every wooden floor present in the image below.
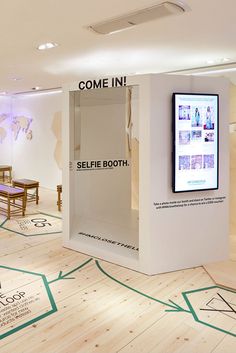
[0,188,236,353]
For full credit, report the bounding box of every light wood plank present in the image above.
[0,187,235,353]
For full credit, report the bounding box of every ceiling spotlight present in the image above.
[10,77,23,81]
[32,86,41,90]
[207,58,231,65]
[89,1,189,35]
[37,42,58,50]
[206,60,215,65]
[222,57,230,62]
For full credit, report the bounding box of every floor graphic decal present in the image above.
[95,261,236,338]
[0,212,62,236]
[0,258,236,340]
[0,258,92,339]
[0,265,57,340]
[200,293,236,320]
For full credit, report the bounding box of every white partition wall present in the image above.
[62,74,229,274]
[0,96,13,165]
[148,75,229,273]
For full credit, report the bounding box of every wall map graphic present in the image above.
[0,114,33,144]
[0,258,236,340]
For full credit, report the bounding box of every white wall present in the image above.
[11,92,62,189]
[0,96,13,165]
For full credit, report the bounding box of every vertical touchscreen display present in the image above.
[172,93,219,192]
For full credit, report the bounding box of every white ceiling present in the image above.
[1,0,236,94]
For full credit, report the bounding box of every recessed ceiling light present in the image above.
[37,42,58,50]
[10,77,23,81]
[206,60,215,65]
[207,58,231,65]
[32,86,41,90]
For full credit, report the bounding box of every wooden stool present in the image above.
[57,184,62,211]
[0,184,26,219]
[0,165,12,183]
[12,179,39,205]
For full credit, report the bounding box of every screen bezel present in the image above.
[172,92,219,193]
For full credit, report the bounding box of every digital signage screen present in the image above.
[172,93,219,193]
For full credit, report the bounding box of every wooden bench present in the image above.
[12,179,39,205]
[0,165,12,183]
[57,184,62,211]
[0,184,26,219]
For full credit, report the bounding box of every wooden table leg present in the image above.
[22,194,26,216]
[7,194,10,219]
[36,186,39,204]
[24,187,28,205]
[9,169,12,183]
[57,190,61,211]
[12,182,15,204]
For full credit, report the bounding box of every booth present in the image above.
[62,74,229,275]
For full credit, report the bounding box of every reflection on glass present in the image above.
[71,86,139,253]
